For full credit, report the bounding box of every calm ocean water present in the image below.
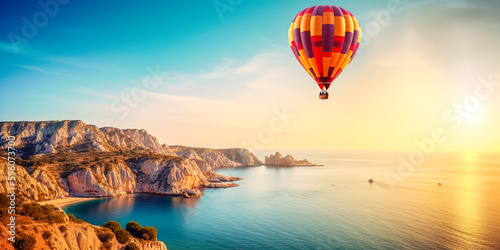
[63,152,500,249]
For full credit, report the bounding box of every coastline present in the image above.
[39,197,102,208]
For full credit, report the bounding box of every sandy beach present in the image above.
[39,197,101,208]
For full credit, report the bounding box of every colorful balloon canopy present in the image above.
[288,5,362,93]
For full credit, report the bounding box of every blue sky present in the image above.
[0,0,380,100]
[0,0,378,130]
[2,1,361,114]
[1,0,500,152]
[0,1,376,79]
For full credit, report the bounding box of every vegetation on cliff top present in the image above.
[103,220,158,242]
[19,203,66,223]
[103,221,131,244]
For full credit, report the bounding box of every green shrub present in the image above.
[124,242,141,250]
[19,203,42,217]
[46,211,66,223]
[97,228,115,243]
[41,204,55,212]
[125,221,142,237]
[13,232,37,250]
[42,230,52,240]
[140,226,157,241]
[67,214,85,223]
[67,214,76,221]
[125,221,157,241]
[19,203,65,223]
[103,221,121,234]
[116,228,130,244]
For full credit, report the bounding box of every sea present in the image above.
[63,151,500,249]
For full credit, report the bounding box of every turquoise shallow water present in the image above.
[63,152,500,249]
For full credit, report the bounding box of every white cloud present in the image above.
[146,50,308,104]
[77,87,116,100]
[14,65,71,77]
[0,41,30,55]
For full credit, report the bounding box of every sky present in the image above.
[1,0,499,153]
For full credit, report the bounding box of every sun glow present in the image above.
[462,110,482,124]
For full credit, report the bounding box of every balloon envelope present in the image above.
[288,5,362,91]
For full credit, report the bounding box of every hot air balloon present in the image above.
[288,5,362,100]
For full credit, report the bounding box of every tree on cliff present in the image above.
[103,221,122,234]
[103,221,130,244]
[125,221,157,240]
[126,221,142,237]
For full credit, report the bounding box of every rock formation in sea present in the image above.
[264,152,322,167]
[0,120,263,201]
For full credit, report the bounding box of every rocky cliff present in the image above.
[0,157,68,201]
[129,156,209,197]
[0,120,250,201]
[0,120,113,157]
[0,208,167,250]
[0,120,264,250]
[0,151,238,200]
[219,148,263,166]
[0,120,176,157]
[0,120,261,169]
[264,152,321,167]
[100,127,174,155]
[170,146,263,168]
[0,151,140,201]
[64,158,136,197]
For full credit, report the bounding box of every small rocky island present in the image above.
[264,152,322,167]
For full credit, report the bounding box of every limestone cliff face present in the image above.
[100,127,174,155]
[0,120,263,169]
[0,158,68,201]
[171,146,239,168]
[0,153,232,200]
[0,120,112,156]
[265,152,321,167]
[171,146,262,168]
[0,120,246,201]
[0,156,137,200]
[130,157,209,196]
[65,160,136,197]
[219,148,263,166]
[0,121,175,157]
[173,147,202,160]
[140,240,168,250]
